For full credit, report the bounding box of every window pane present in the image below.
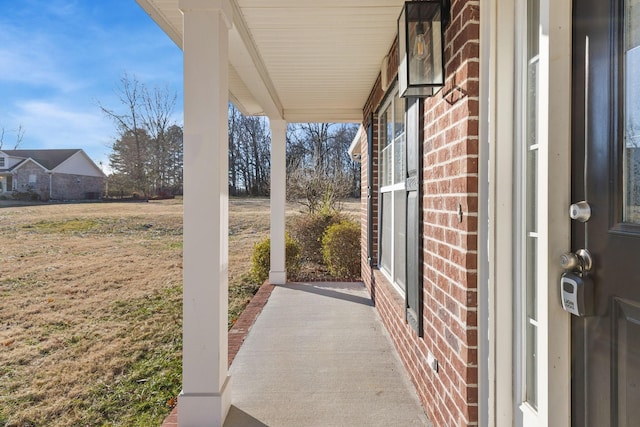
[381,145,393,187]
[527,0,539,59]
[380,192,392,273]
[394,190,406,289]
[380,107,389,148]
[526,320,537,408]
[394,95,405,138]
[394,134,406,184]
[626,0,640,50]
[527,149,538,232]
[624,0,640,222]
[526,237,537,322]
[386,107,393,148]
[523,0,539,411]
[527,58,539,149]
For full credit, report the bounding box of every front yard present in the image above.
[0,197,358,426]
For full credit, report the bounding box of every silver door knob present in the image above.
[560,248,593,273]
[561,252,581,270]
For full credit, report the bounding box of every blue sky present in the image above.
[0,0,183,172]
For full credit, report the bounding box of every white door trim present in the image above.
[486,0,572,425]
[536,0,572,424]
[484,0,516,424]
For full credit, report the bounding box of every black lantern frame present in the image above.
[398,0,450,98]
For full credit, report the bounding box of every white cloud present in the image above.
[0,23,90,93]
[0,50,85,94]
[12,100,115,168]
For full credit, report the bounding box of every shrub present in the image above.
[289,208,348,264]
[250,234,301,283]
[321,220,361,279]
[12,190,40,201]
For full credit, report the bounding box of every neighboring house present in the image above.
[138,1,638,426]
[0,149,106,201]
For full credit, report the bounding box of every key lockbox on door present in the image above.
[560,272,594,316]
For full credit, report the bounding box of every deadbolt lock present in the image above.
[569,201,591,222]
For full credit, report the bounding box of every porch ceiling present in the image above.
[135,0,404,122]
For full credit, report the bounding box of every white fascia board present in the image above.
[135,0,183,49]
[228,2,284,120]
[348,125,364,162]
[135,0,280,119]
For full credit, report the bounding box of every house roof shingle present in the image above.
[1,149,82,170]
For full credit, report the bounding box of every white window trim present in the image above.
[380,182,405,193]
[514,0,540,417]
[519,402,538,426]
[379,86,406,297]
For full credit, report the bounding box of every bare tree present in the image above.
[227,104,271,196]
[228,104,241,195]
[0,124,25,150]
[140,83,178,195]
[226,106,360,203]
[166,124,184,195]
[99,73,181,197]
[286,123,360,211]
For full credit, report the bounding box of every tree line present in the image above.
[103,75,360,202]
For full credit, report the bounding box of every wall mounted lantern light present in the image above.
[398,0,450,98]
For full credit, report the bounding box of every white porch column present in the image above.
[269,119,287,285]
[179,1,233,426]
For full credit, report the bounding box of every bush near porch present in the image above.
[260,205,361,281]
[250,233,302,283]
[322,220,361,279]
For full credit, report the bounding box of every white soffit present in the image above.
[136,0,404,122]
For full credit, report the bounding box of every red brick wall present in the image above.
[360,1,480,425]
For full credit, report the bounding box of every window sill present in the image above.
[373,268,406,317]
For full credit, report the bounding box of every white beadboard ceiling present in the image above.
[135,0,404,122]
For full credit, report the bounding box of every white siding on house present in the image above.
[54,151,104,177]
[5,156,26,169]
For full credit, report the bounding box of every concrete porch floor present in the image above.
[166,282,431,426]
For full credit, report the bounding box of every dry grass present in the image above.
[0,200,184,426]
[0,197,359,426]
